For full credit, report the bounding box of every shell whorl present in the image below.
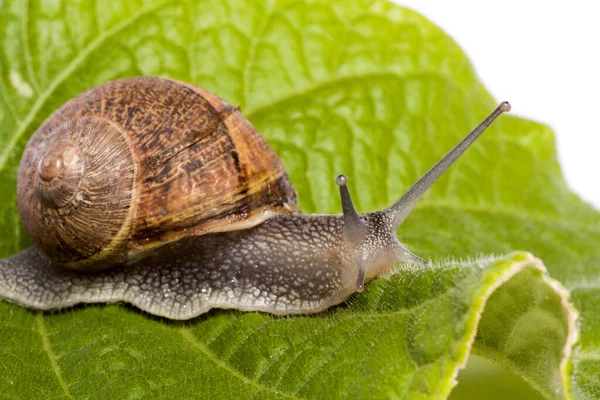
[35,141,84,208]
[18,117,137,270]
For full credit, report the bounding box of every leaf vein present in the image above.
[36,314,74,399]
[178,328,299,399]
[0,70,22,124]
[343,318,392,398]
[0,0,173,170]
[417,202,600,232]
[242,3,274,109]
[244,71,448,118]
[222,319,271,362]
[21,0,40,94]
[293,318,370,395]
[258,320,339,386]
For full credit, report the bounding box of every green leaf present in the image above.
[0,0,597,399]
[0,253,574,399]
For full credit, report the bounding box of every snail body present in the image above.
[0,213,382,318]
[0,77,510,319]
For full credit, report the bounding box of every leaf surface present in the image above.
[0,1,597,399]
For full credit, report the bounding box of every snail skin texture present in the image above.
[0,77,511,319]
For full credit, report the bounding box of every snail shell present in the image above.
[17,77,297,271]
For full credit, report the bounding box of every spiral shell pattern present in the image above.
[19,117,136,270]
[17,77,297,270]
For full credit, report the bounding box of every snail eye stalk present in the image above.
[385,102,511,230]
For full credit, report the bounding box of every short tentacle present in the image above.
[335,174,371,291]
[335,174,367,244]
[355,259,367,292]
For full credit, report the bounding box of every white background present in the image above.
[393,1,600,209]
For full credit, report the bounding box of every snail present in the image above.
[0,77,510,320]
